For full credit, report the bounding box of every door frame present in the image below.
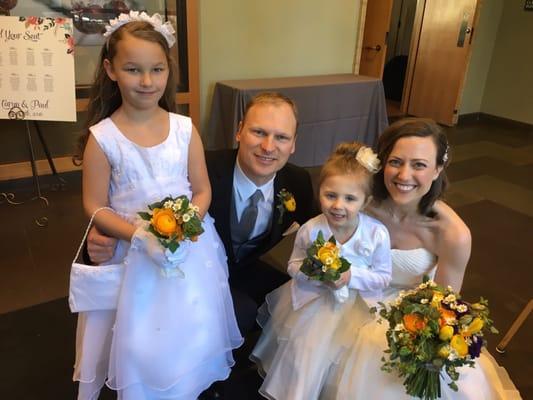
[354,0,482,124]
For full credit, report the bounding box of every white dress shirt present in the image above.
[233,160,275,240]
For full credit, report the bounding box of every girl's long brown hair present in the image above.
[73,20,177,164]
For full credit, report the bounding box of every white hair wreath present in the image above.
[104,11,176,48]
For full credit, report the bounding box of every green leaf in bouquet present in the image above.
[148,196,170,210]
[327,235,337,245]
[338,257,351,273]
[167,240,180,253]
[432,358,444,368]
[179,196,190,212]
[490,326,499,334]
[315,230,326,246]
[137,211,152,221]
[392,309,403,325]
[427,319,440,334]
[369,306,377,314]
[459,314,473,325]
[306,246,317,258]
[399,346,412,357]
[448,381,459,392]
[148,224,165,238]
[300,260,314,276]
[323,268,340,282]
[157,237,169,249]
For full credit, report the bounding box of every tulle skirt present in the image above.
[251,282,372,400]
[74,216,243,400]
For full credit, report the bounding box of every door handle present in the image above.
[364,45,382,52]
[457,12,472,47]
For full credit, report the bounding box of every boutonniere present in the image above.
[276,188,296,224]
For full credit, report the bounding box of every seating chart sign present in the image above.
[0,16,76,122]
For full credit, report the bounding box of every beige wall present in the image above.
[459,0,503,115]
[480,0,533,124]
[198,0,359,134]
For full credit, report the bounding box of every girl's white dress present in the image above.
[251,213,392,400]
[73,113,243,400]
[324,248,522,400]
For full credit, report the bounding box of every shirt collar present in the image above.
[234,159,275,202]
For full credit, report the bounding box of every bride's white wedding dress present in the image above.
[325,248,521,400]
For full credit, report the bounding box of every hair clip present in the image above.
[356,146,381,173]
[442,145,450,164]
[104,11,176,48]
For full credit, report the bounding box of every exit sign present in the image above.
[525,0,533,11]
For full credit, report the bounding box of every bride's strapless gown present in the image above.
[324,248,521,400]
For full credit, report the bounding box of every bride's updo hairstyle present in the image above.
[319,141,376,199]
[373,118,450,216]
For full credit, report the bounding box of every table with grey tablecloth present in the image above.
[206,74,388,167]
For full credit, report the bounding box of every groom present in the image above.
[87,92,316,334]
[205,92,316,334]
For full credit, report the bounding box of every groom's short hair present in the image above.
[242,92,299,129]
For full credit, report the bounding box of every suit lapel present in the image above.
[269,169,287,246]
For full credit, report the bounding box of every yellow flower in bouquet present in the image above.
[138,195,204,253]
[300,231,350,282]
[317,242,339,266]
[151,208,177,236]
[371,277,498,400]
[439,325,454,341]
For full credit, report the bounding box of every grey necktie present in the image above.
[234,189,262,244]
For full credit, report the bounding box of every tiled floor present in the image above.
[0,117,531,399]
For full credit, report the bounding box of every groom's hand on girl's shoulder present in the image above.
[87,226,117,263]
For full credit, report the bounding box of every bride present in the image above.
[325,118,520,399]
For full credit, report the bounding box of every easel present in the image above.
[0,106,66,227]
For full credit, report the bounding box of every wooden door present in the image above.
[359,0,394,78]
[407,0,479,125]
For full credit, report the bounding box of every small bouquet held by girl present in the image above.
[373,276,497,400]
[138,195,204,277]
[299,230,352,302]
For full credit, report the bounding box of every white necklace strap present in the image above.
[103,11,176,48]
[72,206,115,264]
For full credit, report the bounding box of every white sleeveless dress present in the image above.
[324,248,521,400]
[73,113,243,400]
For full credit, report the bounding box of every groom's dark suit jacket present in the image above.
[205,149,316,333]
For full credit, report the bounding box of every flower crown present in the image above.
[356,146,381,173]
[104,11,176,48]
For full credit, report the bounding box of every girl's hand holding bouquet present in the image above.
[132,195,204,278]
[300,230,351,302]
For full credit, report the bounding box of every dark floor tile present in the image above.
[447,156,533,191]
[447,120,533,147]
[457,200,533,398]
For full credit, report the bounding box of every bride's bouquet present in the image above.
[138,194,204,252]
[372,276,497,400]
[300,230,351,302]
